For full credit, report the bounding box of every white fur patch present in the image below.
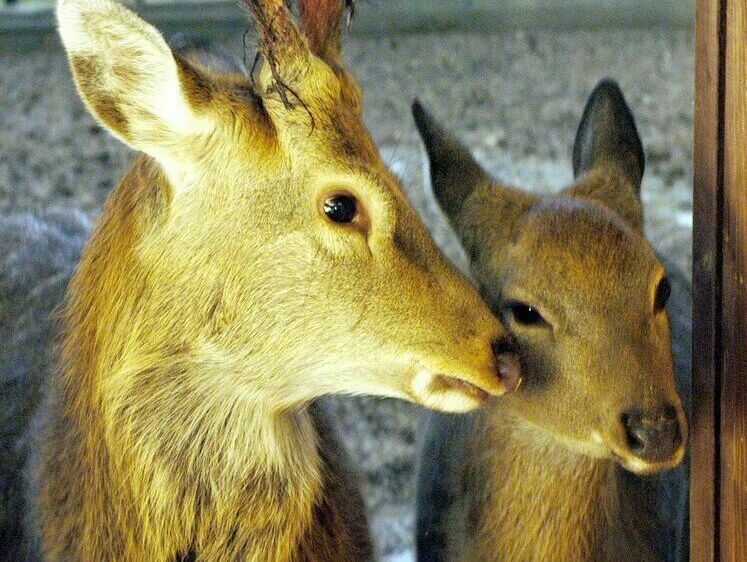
[57,0,214,166]
[624,456,654,474]
[411,370,484,413]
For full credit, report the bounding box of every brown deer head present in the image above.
[55,0,521,418]
[414,80,687,473]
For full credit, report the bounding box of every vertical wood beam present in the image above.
[692,1,724,560]
[721,1,747,559]
[694,1,747,560]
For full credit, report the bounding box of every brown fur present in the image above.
[69,54,130,136]
[414,80,689,561]
[34,158,339,561]
[10,1,521,560]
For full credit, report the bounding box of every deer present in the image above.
[412,79,691,562]
[0,0,524,559]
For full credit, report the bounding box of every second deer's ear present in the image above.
[412,100,491,223]
[568,79,645,229]
[57,0,216,161]
[412,100,536,273]
[572,79,645,190]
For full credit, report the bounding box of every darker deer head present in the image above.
[414,80,687,473]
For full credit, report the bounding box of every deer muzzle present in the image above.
[616,403,687,473]
[409,337,522,413]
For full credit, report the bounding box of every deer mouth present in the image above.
[611,445,686,475]
[433,374,490,401]
[410,370,493,413]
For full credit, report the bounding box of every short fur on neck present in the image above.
[456,409,667,562]
[34,157,369,561]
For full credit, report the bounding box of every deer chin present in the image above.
[409,370,493,413]
[610,444,686,475]
[539,430,685,474]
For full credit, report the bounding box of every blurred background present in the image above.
[0,1,694,560]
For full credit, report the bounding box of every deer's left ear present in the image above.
[57,0,217,160]
[412,100,492,222]
[568,79,645,229]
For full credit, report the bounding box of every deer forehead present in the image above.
[516,201,654,269]
[497,200,661,308]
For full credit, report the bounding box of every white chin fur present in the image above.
[410,370,484,413]
[619,445,686,475]
[622,456,658,474]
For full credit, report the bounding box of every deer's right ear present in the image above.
[412,100,491,223]
[57,0,215,158]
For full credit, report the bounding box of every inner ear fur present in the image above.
[566,78,645,230]
[57,0,218,157]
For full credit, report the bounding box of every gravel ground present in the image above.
[0,28,693,560]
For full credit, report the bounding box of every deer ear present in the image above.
[572,79,645,190]
[412,100,536,275]
[412,100,491,223]
[569,79,645,228]
[57,0,216,159]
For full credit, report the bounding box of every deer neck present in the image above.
[45,157,325,560]
[50,340,324,560]
[464,408,669,561]
[465,409,629,561]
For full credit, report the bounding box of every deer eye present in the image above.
[654,276,671,311]
[323,194,358,224]
[507,302,545,326]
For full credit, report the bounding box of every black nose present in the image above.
[621,405,682,462]
[491,337,522,392]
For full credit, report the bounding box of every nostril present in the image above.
[660,403,679,422]
[496,355,522,392]
[621,412,647,453]
[669,422,683,450]
[621,408,683,460]
[491,337,521,392]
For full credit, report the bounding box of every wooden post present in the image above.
[720,1,747,558]
[693,1,747,561]
[692,2,721,560]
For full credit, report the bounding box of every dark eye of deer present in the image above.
[508,302,545,326]
[323,195,357,224]
[654,276,671,311]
